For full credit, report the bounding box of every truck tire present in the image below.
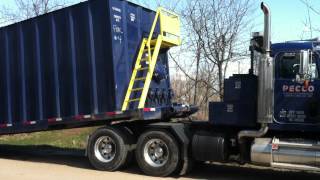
[87,126,132,171]
[135,130,180,177]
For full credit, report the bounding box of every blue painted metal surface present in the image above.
[209,40,320,132]
[271,41,320,57]
[0,0,172,134]
[209,102,257,128]
[209,74,258,127]
[270,46,320,132]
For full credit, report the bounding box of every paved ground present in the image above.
[0,145,319,180]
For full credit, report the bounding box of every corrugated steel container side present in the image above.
[0,0,172,133]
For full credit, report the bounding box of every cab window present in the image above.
[278,52,318,79]
[309,56,318,79]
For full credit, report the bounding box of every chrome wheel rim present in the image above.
[143,138,169,167]
[94,136,116,163]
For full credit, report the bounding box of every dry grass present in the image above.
[0,127,99,149]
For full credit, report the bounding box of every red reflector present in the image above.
[24,121,36,125]
[1,123,12,128]
[272,143,279,150]
[143,108,156,112]
[106,111,122,116]
[74,115,83,120]
[106,112,116,116]
[48,118,56,123]
[48,117,62,123]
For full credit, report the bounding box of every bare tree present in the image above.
[167,0,253,118]
[132,0,253,118]
[300,0,320,38]
[185,0,252,99]
[0,0,72,25]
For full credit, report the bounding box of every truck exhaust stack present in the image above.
[238,2,273,144]
[257,2,274,124]
[261,2,271,54]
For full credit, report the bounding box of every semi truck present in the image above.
[0,0,320,177]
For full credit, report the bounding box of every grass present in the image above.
[0,127,99,149]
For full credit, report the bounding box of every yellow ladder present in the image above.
[121,8,181,111]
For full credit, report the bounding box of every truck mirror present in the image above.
[299,50,309,76]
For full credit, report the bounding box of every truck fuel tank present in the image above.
[251,138,320,171]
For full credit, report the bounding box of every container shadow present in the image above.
[0,144,91,169]
[0,144,146,175]
[0,144,320,180]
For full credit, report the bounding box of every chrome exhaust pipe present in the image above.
[238,125,268,143]
[256,2,273,124]
[238,3,273,161]
[261,2,271,54]
[238,2,272,142]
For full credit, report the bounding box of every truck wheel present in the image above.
[87,127,132,171]
[135,130,180,177]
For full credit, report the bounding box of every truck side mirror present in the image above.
[299,50,309,76]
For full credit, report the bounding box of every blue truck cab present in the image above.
[271,40,320,132]
[209,39,320,132]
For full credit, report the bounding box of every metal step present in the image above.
[143,47,155,52]
[131,87,144,92]
[140,57,149,62]
[127,98,140,102]
[137,67,149,71]
[134,77,146,81]
[121,7,181,111]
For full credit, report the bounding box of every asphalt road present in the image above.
[0,145,319,180]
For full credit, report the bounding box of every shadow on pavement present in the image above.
[0,144,319,180]
[0,144,91,169]
[186,162,320,180]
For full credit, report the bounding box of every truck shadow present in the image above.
[0,144,91,169]
[0,144,319,180]
[187,162,320,180]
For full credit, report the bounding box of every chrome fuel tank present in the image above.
[251,138,320,171]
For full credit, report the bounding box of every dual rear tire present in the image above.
[87,127,133,171]
[87,127,180,177]
[135,130,180,177]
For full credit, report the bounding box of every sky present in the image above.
[0,0,319,77]
[0,0,319,42]
[128,0,320,43]
[257,0,320,42]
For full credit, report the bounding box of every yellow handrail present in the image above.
[147,7,181,47]
[121,7,181,111]
[147,8,161,47]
